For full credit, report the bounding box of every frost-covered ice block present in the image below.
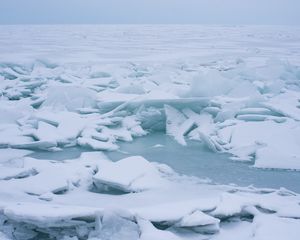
[187,70,236,97]
[93,156,167,192]
[164,105,220,150]
[0,124,35,147]
[0,167,37,180]
[165,104,189,145]
[12,140,58,150]
[236,107,277,116]
[0,148,32,163]
[210,193,255,218]
[0,103,29,124]
[97,97,210,114]
[89,211,139,240]
[77,137,118,151]
[255,147,300,170]
[33,121,60,142]
[235,114,286,123]
[217,120,300,168]
[137,218,181,240]
[176,210,220,234]
[2,202,100,227]
[262,90,300,120]
[0,155,98,196]
[122,116,147,137]
[34,110,89,144]
[41,86,97,112]
[133,199,218,223]
[252,214,300,240]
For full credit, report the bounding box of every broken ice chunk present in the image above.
[137,218,181,240]
[252,214,300,240]
[93,156,166,193]
[262,90,300,121]
[77,137,118,151]
[164,104,189,145]
[41,86,97,112]
[176,210,220,234]
[0,148,32,163]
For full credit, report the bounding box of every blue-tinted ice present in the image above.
[107,133,300,193]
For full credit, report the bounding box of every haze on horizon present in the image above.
[1,0,300,25]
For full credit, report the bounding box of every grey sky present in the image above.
[1,0,300,25]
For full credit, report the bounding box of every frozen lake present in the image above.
[30,132,300,193]
[1,25,300,239]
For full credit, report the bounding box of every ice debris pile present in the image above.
[1,25,300,239]
[1,153,300,240]
[1,56,300,170]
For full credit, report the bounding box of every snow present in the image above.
[217,120,300,169]
[0,149,32,163]
[0,24,300,239]
[252,214,300,240]
[93,156,167,192]
[41,85,97,112]
[1,152,300,239]
[178,210,220,227]
[137,218,181,240]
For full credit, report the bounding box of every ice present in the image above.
[77,137,118,151]
[0,154,99,195]
[217,119,300,169]
[0,149,32,163]
[1,25,300,239]
[34,121,60,143]
[93,156,167,192]
[41,86,97,112]
[0,167,36,180]
[1,152,300,239]
[164,105,218,147]
[137,218,181,240]
[0,105,25,124]
[252,214,300,240]
[236,107,276,116]
[211,221,253,240]
[187,70,235,97]
[176,210,220,234]
[89,212,139,240]
[177,210,220,227]
[227,81,263,101]
[262,90,300,120]
[165,104,189,145]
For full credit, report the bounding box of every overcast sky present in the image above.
[1,0,300,25]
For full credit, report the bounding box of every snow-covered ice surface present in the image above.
[1,25,300,239]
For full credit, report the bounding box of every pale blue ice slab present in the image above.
[107,133,300,193]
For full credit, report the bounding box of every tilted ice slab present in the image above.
[262,90,300,121]
[41,85,98,112]
[137,218,181,240]
[0,148,32,163]
[164,104,219,150]
[2,202,100,227]
[93,156,168,192]
[0,152,107,196]
[218,119,300,169]
[252,214,300,240]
